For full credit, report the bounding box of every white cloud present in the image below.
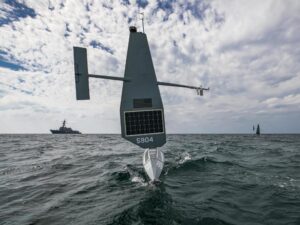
[0,0,300,133]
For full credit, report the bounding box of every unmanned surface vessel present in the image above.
[73,25,208,182]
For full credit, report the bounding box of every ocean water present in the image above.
[0,134,299,225]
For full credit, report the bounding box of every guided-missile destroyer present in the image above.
[73,25,209,182]
[50,120,81,134]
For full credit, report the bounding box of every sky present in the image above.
[0,0,300,134]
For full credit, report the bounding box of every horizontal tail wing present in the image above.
[73,47,90,100]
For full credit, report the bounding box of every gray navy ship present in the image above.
[50,120,81,134]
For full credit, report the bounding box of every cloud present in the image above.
[0,0,36,25]
[0,0,300,133]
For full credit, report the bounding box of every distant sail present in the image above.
[256,124,260,135]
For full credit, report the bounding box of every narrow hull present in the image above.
[143,148,164,181]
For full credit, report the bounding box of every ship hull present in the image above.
[50,130,81,134]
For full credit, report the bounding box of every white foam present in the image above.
[131,176,147,186]
[178,152,191,164]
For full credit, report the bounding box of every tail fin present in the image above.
[73,47,90,100]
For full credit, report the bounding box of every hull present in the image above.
[50,130,81,134]
[143,148,164,181]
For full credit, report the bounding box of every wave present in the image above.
[183,217,235,225]
[108,190,236,225]
[178,152,192,165]
[164,155,242,176]
[109,164,148,186]
[1,134,299,225]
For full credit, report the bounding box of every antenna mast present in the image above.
[140,12,145,33]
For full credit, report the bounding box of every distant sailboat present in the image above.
[256,124,260,135]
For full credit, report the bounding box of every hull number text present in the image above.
[136,137,153,144]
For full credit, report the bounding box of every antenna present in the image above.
[139,12,145,33]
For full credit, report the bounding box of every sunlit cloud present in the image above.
[1,0,300,133]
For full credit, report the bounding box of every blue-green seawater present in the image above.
[0,134,299,225]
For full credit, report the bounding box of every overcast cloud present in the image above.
[0,0,300,133]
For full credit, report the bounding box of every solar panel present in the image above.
[125,110,164,136]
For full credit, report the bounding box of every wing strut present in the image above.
[157,81,209,96]
[89,74,129,82]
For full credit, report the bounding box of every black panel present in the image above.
[133,98,152,108]
[125,110,163,136]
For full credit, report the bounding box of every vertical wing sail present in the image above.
[120,28,166,149]
[73,47,90,100]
